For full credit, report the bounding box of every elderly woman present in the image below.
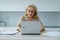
[16,4,45,32]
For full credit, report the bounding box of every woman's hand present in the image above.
[16,27,20,32]
[40,25,45,32]
[16,29,20,32]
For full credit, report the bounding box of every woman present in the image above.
[16,4,45,32]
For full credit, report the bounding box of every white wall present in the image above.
[39,0,60,11]
[0,0,60,11]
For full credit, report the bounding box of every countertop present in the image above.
[0,27,60,40]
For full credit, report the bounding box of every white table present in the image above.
[0,28,60,40]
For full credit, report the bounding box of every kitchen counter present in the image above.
[0,27,60,40]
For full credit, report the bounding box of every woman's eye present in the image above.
[29,10,34,13]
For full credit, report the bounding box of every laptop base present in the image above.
[21,33,40,35]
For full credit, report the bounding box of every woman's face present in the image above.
[26,7,35,18]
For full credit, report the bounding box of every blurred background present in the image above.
[0,0,60,28]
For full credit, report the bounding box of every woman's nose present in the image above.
[30,12,33,15]
[29,12,33,16]
[30,12,32,14]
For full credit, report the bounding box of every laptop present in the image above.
[21,21,41,35]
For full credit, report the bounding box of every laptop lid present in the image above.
[21,21,41,35]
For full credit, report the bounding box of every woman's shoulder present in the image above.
[20,16,27,21]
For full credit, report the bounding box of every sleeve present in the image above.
[38,16,43,26]
[16,16,22,28]
[38,16,45,32]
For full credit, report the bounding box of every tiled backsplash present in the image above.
[0,11,60,28]
[0,21,6,26]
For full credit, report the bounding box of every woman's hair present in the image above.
[25,4,38,19]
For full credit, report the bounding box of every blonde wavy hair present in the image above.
[25,4,38,19]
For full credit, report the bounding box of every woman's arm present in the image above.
[16,16,23,32]
[40,25,45,32]
[16,23,21,32]
[38,17,45,32]
[16,16,25,32]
